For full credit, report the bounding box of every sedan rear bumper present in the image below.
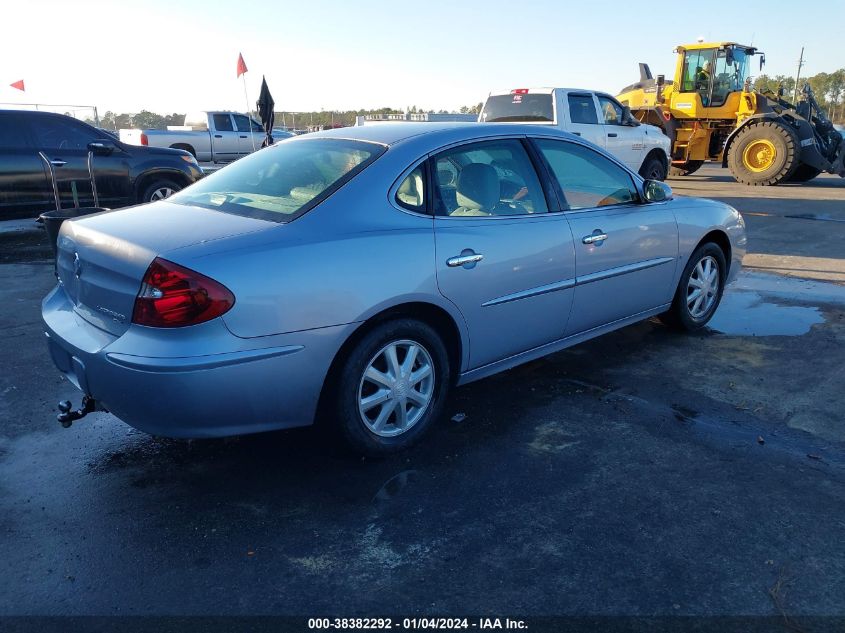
[42,284,348,438]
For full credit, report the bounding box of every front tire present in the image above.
[639,154,668,181]
[141,179,182,203]
[660,243,727,331]
[330,319,450,455]
[727,121,799,186]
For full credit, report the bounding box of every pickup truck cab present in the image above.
[480,88,671,180]
[0,110,202,220]
[120,111,269,163]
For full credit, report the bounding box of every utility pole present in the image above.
[793,46,805,104]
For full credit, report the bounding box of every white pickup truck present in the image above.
[119,111,272,163]
[479,88,671,180]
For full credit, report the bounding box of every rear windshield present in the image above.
[170,138,385,222]
[481,93,555,123]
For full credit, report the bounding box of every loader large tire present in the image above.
[787,164,822,183]
[727,121,799,186]
[668,160,705,177]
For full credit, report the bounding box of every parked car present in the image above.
[43,123,745,454]
[120,111,269,163]
[271,127,295,140]
[480,87,672,180]
[0,110,202,220]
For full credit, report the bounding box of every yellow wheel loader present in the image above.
[617,42,845,185]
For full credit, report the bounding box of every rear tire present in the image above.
[639,154,668,181]
[668,160,705,177]
[727,121,799,186]
[787,163,822,182]
[660,243,727,332]
[330,319,450,456]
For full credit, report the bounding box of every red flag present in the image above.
[236,53,248,78]
[10,80,25,92]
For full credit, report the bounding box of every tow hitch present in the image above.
[57,396,98,428]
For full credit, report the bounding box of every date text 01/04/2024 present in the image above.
[307,618,528,630]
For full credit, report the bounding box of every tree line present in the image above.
[753,68,845,122]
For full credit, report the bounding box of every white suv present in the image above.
[480,87,671,180]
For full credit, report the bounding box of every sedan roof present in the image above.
[302,122,577,147]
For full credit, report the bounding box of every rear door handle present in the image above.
[239,135,247,138]
[50,159,67,167]
[582,232,608,244]
[607,133,618,138]
[447,253,484,267]
[214,134,223,138]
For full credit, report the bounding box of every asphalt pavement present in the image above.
[1,166,844,628]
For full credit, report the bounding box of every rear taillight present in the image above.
[132,258,234,328]
[139,132,149,146]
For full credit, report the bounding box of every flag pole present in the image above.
[242,73,256,152]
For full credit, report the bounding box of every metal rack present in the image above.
[38,150,99,211]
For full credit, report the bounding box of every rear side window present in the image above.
[568,94,599,124]
[396,165,425,211]
[0,115,31,148]
[535,139,637,210]
[431,139,547,217]
[32,116,96,150]
[480,93,554,123]
[213,114,234,131]
[170,138,385,222]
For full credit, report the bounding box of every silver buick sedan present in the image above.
[43,123,746,454]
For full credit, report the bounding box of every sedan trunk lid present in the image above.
[55,202,272,336]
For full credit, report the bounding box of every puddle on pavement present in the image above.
[708,290,825,336]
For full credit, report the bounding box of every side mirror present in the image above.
[88,140,116,156]
[644,179,672,202]
[621,105,640,126]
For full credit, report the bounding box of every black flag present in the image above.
[256,76,275,148]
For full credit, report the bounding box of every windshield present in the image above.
[170,138,385,222]
[480,93,555,123]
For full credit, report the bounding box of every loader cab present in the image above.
[674,43,758,114]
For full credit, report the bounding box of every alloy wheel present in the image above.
[686,255,720,319]
[357,339,435,438]
[150,187,175,201]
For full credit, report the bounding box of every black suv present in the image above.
[0,110,203,220]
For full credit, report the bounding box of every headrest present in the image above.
[397,171,423,207]
[456,163,499,211]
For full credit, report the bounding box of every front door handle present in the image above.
[607,133,618,138]
[239,135,248,138]
[582,232,608,245]
[447,253,484,267]
[50,159,67,167]
[214,134,223,138]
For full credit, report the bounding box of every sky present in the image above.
[1,0,843,117]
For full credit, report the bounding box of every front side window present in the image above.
[567,94,599,125]
[535,139,638,210]
[432,140,548,217]
[710,47,749,106]
[170,138,384,222]
[32,116,96,150]
[598,96,624,125]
